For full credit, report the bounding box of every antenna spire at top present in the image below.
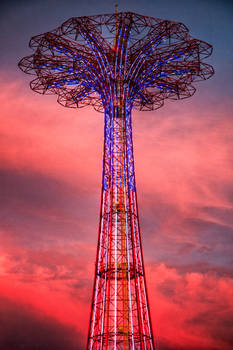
[113,4,119,50]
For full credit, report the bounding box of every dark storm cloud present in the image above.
[139,193,176,234]
[182,217,233,247]
[170,262,233,278]
[186,311,233,349]
[201,206,233,227]
[0,166,74,210]
[158,341,220,350]
[157,279,176,297]
[141,191,233,256]
[142,193,233,280]
[0,166,98,245]
[0,296,84,350]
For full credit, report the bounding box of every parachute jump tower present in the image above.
[19,8,214,350]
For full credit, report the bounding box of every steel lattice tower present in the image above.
[19,10,214,349]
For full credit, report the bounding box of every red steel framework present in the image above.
[18,10,214,349]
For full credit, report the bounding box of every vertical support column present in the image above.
[87,103,155,349]
[87,13,155,350]
[125,109,155,349]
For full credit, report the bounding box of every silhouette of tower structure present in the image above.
[19,10,214,349]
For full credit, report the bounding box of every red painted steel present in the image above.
[18,10,214,349]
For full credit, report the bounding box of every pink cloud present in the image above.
[134,108,232,210]
[0,72,232,349]
[0,265,90,335]
[147,263,233,349]
[0,76,103,191]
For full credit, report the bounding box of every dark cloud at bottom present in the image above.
[0,297,84,350]
[158,342,221,350]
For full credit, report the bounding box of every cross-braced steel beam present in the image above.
[19,11,214,349]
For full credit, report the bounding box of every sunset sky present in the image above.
[0,0,233,349]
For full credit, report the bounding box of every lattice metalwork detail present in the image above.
[19,10,214,350]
